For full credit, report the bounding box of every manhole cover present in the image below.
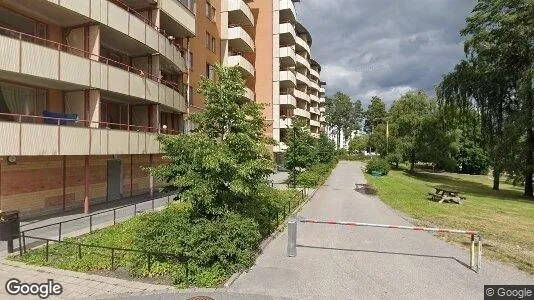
[187,297,215,300]
[354,184,376,195]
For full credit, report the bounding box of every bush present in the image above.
[295,162,336,187]
[365,157,390,175]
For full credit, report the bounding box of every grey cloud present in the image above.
[297,0,476,107]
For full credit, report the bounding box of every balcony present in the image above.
[296,36,311,56]
[159,0,196,37]
[309,94,320,103]
[279,23,296,46]
[294,108,310,119]
[243,86,255,101]
[279,46,296,67]
[320,106,326,113]
[279,70,296,88]
[296,53,310,70]
[280,93,297,107]
[310,68,320,80]
[320,87,326,95]
[38,0,187,73]
[279,0,296,22]
[296,72,310,86]
[0,28,186,113]
[310,119,321,128]
[320,115,325,122]
[226,0,255,27]
[308,79,320,91]
[294,89,310,102]
[0,113,179,156]
[310,106,320,115]
[225,55,255,77]
[227,27,255,52]
[279,117,292,129]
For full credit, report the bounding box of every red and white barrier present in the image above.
[288,217,482,272]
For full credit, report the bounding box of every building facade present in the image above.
[0,0,324,217]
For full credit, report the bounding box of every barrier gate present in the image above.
[287,217,482,273]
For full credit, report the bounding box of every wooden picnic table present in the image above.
[427,185,465,204]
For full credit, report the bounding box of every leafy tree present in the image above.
[438,0,533,197]
[315,132,337,164]
[348,135,367,155]
[151,65,275,217]
[389,91,437,171]
[325,92,362,149]
[284,117,317,182]
[363,96,387,134]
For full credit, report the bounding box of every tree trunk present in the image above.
[492,166,500,191]
[410,150,415,172]
[524,79,533,198]
[336,128,341,150]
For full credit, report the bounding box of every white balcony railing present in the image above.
[226,0,255,27]
[296,53,311,70]
[309,94,320,103]
[225,55,255,77]
[294,108,311,119]
[280,93,297,107]
[243,86,255,101]
[279,46,296,67]
[294,89,310,102]
[159,0,196,36]
[296,35,311,55]
[279,0,297,21]
[310,68,320,80]
[279,70,297,86]
[279,23,296,44]
[310,119,321,127]
[227,26,255,52]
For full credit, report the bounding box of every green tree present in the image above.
[389,91,436,171]
[363,96,387,134]
[325,92,362,149]
[439,0,533,196]
[151,65,275,217]
[284,117,317,182]
[315,132,337,164]
[348,135,367,155]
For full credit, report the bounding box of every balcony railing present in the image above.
[0,26,187,99]
[0,113,180,156]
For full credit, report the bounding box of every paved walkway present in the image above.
[230,161,534,299]
[1,193,176,255]
[0,259,172,299]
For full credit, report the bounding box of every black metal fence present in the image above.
[17,193,180,251]
[18,235,190,277]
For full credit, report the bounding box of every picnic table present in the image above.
[427,185,466,204]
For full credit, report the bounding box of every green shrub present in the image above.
[365,157,390,175]
[296,162,336,187]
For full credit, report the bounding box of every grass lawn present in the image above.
[365,168,534,274]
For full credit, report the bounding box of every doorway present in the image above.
[107,159,122,201]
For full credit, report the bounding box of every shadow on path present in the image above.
[297,244,473,271]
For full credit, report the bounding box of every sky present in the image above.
[296,0,477,107]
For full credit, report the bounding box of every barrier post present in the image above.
[470,234,475,270]
[287,219,297,257]
[477,235,482,272]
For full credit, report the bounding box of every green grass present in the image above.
[365,168,534,274]
[10,189,306,287]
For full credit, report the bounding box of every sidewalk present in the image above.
[0,259,173,299]
[1,192,177,255]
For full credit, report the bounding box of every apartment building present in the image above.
[0,0,324,216]
[220,0,326,158]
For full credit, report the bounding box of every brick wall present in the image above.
[0,154,164,216]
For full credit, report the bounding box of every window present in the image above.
[0,82,47,121]
[211,37,216,53]
[187,51,193,70]
[205,32,210,49]
[205,1,215,21]
[205,32,216,53]
[206,63,215,80]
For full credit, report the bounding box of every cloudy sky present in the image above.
[297,0,476,107]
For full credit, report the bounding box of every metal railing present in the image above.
[0,26,187,96]
[17,235,190,277]
[18,193,180,249]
